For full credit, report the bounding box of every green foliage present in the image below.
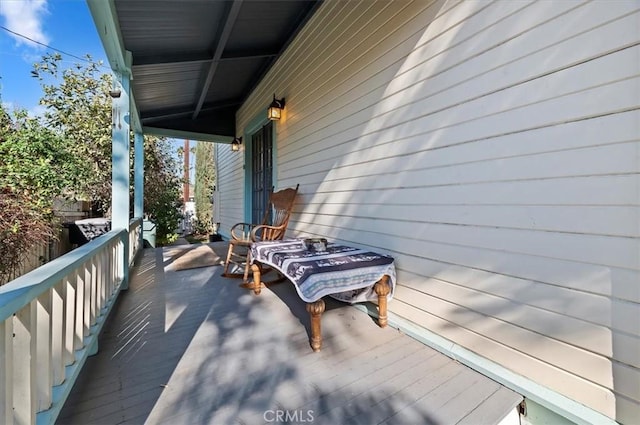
[0,188,54,284]
[142,137,183,245]
[0,103,80,283]
[0,109,83,215]
[157,233,179,246]
[33,53,113,213]
[0,51,185,282]
[194,141,216,233]
[32,53,183,245]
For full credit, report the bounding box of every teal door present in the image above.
[251,121,273,224]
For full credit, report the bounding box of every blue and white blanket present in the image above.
[251,239,396,303]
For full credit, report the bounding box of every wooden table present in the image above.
[249,239,396,351]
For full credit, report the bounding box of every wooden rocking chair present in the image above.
[222,184,299,283]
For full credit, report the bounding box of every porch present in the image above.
[57,243,522,424]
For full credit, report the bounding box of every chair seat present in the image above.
[231,239,252,246]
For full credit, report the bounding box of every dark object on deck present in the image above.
[143,219,157,248]
[208,234,223,242]
[65,218,111,246]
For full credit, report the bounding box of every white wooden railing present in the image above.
[0,217,143,425]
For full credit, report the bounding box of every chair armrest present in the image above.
[251,223,286,242]
[229,222,256,241]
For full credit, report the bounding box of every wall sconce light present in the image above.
[267,94,285,120]
[231,136,242,152]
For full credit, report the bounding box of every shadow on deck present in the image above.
[57,243,522,425]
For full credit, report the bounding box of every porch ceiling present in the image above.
[88,0,321,140]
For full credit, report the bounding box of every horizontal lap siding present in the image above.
[216,144,244,236]
[233,0,640,422]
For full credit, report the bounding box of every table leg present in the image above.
[250,263,262,295]
[374,275,391,327]
[306,299,325,352]
[242,249,252,284]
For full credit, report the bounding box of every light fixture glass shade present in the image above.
[268,95,285,120]
[231,136,242,151]
[267,105,282,120]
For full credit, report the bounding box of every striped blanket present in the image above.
[251,239,396,303]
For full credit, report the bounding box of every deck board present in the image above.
[57,244,522,425]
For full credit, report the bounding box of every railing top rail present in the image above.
[0,227,127,322]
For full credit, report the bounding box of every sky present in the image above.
[0,0,192,177]
[0,0,107,115]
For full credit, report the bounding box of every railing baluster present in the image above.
[97,251,104,312]
[112,241,117,292]
[63,278,75,366]
[14,303,36,425]
[51,282,65,385]
[83,264,91,337]
[117,240,122,287]
[74,271,84,351]
[0,317,13,425]
[90,259,97,326]
[103,249,108,307]
[113,241,118,292]
[35,291,52,411]
[108,243,114,295]
[105,247,110,302]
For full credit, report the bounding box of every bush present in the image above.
[142,138,183,245]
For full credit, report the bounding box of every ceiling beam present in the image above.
[192,0,243,120]
[221,49,279,61]
[141,99,243,123]
[142,126,234,143]
[141,109,192,124]
[133,49,278,68]
[134,52,212,67]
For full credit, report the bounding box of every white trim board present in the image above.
[351,304,617,425]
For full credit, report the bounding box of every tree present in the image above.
[0,109,84,212]
[32,53,112,214]
[194,141,216,234]
[31,53,183,244]
[0,105,83,283]
[142,138,183,245]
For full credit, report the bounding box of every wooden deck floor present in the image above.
[57,244,522,425]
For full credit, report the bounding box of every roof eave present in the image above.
[86,0,143,133]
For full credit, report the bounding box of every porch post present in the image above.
[134,132,144,244]
[111,71,130,289]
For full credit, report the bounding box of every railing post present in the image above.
[134,132,145,253]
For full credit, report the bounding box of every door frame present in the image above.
[242,111,278,223]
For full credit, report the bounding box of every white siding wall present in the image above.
[228,0,640,422]
[217,142,245,238]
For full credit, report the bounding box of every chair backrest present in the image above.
[260,184,299,240]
